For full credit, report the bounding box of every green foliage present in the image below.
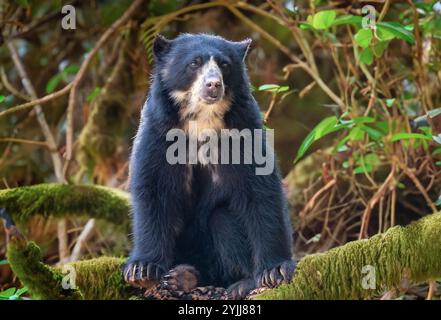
[295,116,347,163]
[86,87,102,103]
[311,10,336,30]
[359,47,373,65]
[377,22,415,45]
[0,287,28,300]
[0,95,5,103]
[391,133,432,142]
[258,84,290,93]
[46,64,79,94]
[354,29,373,48]
[0,183,130,227]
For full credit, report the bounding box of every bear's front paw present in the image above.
[257,260,296,288]
[123,261,166,288]
[161,264,200,293]
[227,279,256,300]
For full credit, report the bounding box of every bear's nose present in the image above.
[205,78,222,89]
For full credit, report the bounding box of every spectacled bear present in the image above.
[124,33,295,299]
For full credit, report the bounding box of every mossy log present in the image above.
[2,183,441,299]
[0,183,130,228]
[255,212,441,300]
[6,228,130,299]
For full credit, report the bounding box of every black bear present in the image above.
[124,33,295,299]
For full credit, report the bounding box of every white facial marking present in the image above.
[170,56,231,133]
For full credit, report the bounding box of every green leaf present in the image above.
[348,127,365,141]
[359,47,373,65]
[315,116,338,137]
[0,259,8,265]
[354,164,373,174]
[63,64,80,74]
[376,27,396,41]
[15,287,28,297]
[385,98,395,107]
[373,121,389,135]
[0,288,16,298]
[391,133,432,142]
[86,87,102,103]
[354,153,379,174]
[312,10,337,30]
[432,147,441,155]
[258,84,289,93]
[0,95,5,103]
[353,116,375,124]
[332,15,362,27]
[45,73,63,94]
[397,182,406,189]
[355,29,373,48]
[300,22,313,30]
[295,130,316,163]
[295,116,347,163]
[377,22,415,44]
[305,234,321,244]
[372,41,388,57]
[360,125,384,140]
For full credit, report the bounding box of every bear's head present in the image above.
[152,33,252,130]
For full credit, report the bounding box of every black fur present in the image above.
[125,34,294,298]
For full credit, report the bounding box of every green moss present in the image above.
[255,213,441,300]
[7,236,82,300]
[7,234,132,300]
[0,183,131,228]
[67,257,131,300]
[5,182,441,300]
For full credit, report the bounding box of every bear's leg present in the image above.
[240,173,296,289]
[256,260,296,288]
[208,206,255,299]
[227,278,257,300]
[161,264,200,293]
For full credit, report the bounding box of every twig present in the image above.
[7,41,69,260]
[359,163,396,239]
[0,138,49,147]
[225,4,345,109]
[300,179,336,220]
[399,162,437,213]
[68,219,96,262]
[0,67,31,101]
[263,94,278,123]
[0,83,72,119]
[378,0,390,22]
[426,279,436,300]
[6,42,65,182]
[57,219,69,262]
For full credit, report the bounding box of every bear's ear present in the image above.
[236,38,252,61]
[153,35,172,58]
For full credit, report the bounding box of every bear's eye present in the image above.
[189,57,202,69]
[220,62,230,70]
